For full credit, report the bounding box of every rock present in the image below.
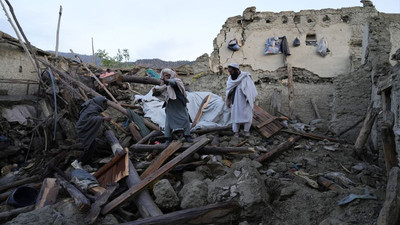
[352,162,367,172]
[179,180,208,209]
[182,170,205,184]
[153,179,180,209]
[5,198,119,225]
[280,184,299,201]
[276,162,288,172]
[207,158,270,220]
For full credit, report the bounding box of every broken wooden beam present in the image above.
[255,136,301,163]
[129,122,143,142]
[191,94,212,128]
[35,178,59,209]
[121,75,162,85]
[381,111,398,176]
[287,63,295,119]
[191,125,232,135]
[280,129,343,143]
[377,167,400,225]
[137,130,160,144]
[105,130,163,217]
[130,143,255,155]
[0,205,34,222]
[140,141,182,179]
[85,183,118,224]
[354,103,378,156]
[56,174,91,212]
[0,175,40,193]
[120,201,239,225]
[101,137,210,215]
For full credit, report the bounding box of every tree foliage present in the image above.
[96,48,131,68]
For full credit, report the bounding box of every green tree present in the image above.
[96,48,131,68]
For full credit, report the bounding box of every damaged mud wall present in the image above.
[210,6,378,76]
[0,31,41,95]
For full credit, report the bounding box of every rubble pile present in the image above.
[0,56,390,225]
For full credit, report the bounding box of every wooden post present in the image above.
[270,88,281,116]
[310,97,321,119]
[55,5,62,57]
[354,102,378,156]
[287,63,295,119]
[101,138,210,215]
[92,37,96,65]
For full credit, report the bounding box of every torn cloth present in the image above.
[76,96,106,151]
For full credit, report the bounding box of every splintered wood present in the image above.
[93,149,129,187]
[252,105,283,138]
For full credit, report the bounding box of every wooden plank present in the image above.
[255,136,300,163]
[105,130,163,217]
[85,184,118,224]
[35,178,59,209]
[287,63,295,119]
[191,94,212,128]
[94,149,129,187]
[101,138,210,215]
[140,141,183,179]
[130,143,255,155]
[120,201,238,225]
[252,105,283,139]
[256,117,278,129]
[281,129,343,143]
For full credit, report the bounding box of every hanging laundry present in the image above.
[317,37,330,57]
[280,36,291,56]
[264,37,282,54]
[228,38,241,51]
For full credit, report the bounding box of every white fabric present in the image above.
[135,91,231,131]
[226,71,258,124]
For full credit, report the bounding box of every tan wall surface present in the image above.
[211,7,379,78]
[0,43,39,95]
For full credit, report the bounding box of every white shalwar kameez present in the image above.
[226,71,258,133]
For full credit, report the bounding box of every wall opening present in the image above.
[341,15,350,23]
[294,15,300,24]
[307,17,314,23]
[322,15,331,22]
[282,16,288,24]
[306,34,317,46]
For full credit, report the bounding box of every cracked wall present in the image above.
[210,6,378,77]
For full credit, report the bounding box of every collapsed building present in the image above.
[0,1,400,225]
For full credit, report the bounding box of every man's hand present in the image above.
[227,101,231,108]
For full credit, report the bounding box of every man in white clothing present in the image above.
[226,63,258,137]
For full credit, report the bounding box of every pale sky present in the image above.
[1,0,399,61]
